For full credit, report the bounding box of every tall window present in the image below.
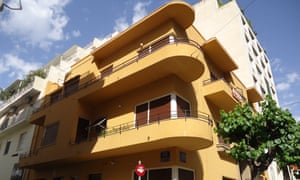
[75,118,89,143]
[177,96,190,117]
[4,140,11,155]
[42,122,59,146]
[17,132,27,151]
[149,95,170,123]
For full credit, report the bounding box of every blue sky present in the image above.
[0,0,299,120]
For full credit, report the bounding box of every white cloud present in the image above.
[0,0,71,50]
[132,1,151,24]
[113,17,129,33]
[72,29,81,37]
[0,53,42,80]
[276,72,300,92]
[96,1,151,49]
[276,82,290,91]
[270,58,284,73]
[287,72,300,83]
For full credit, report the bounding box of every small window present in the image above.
[160,151,171,162]
[42,122,59,146]
[4,141,11,155]
[179,152,187,163]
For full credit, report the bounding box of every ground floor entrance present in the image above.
[133,167,194,180]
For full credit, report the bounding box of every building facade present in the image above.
[19,2,262,180]
[193,0,281,179]
[0,43,96,180]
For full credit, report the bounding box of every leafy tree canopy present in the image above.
[215,95,300,176]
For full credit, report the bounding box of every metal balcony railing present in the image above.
[33,35,202,114]
[20,110,212,160]
[74,110,212,143]
[0,107,33,132]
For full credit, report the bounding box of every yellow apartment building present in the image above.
[19,2,262,180]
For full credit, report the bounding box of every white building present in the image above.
[0,39,101,180]
[193,0,278,108]
[193,0,281,179]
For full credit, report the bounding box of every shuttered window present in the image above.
[176,96,190,117]
[135,95,190,127]
[136,103,148,127]
[149,95,170,123]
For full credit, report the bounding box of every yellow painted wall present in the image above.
[21,2,254,180]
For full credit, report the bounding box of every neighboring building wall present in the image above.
[193,0,278,107]
[193,0,281,179]
[0,42,100,180]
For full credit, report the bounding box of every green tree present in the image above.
[215,95,300,179]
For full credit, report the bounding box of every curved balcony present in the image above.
[31,36,205,116]
[79,37,205,103]
[203,78,246,112]
[20,112,213,168]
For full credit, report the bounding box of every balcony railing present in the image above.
[73,110,212,143]
[33,35,202,114]
[20,110,212,160]
[0,107,33,132]
[0,76,44,112]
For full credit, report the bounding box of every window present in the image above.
[176,96,190,117]
[42,122,59,146]
[133,167,194,180]
[88,173,102,180]
[178,168,194,180]
[17,132,27,151]
[11,163,24,180]
[1,118,9,130]
[160,151,170,162]
[75,118,90,143]
[179,152,187,163]
[149,95,170,123]
[4,140,11,155]
[134,168,172,180]
[136,103,148,127]
[64,75,80,96]
[50,89,62,104]
[135,94,190,127]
